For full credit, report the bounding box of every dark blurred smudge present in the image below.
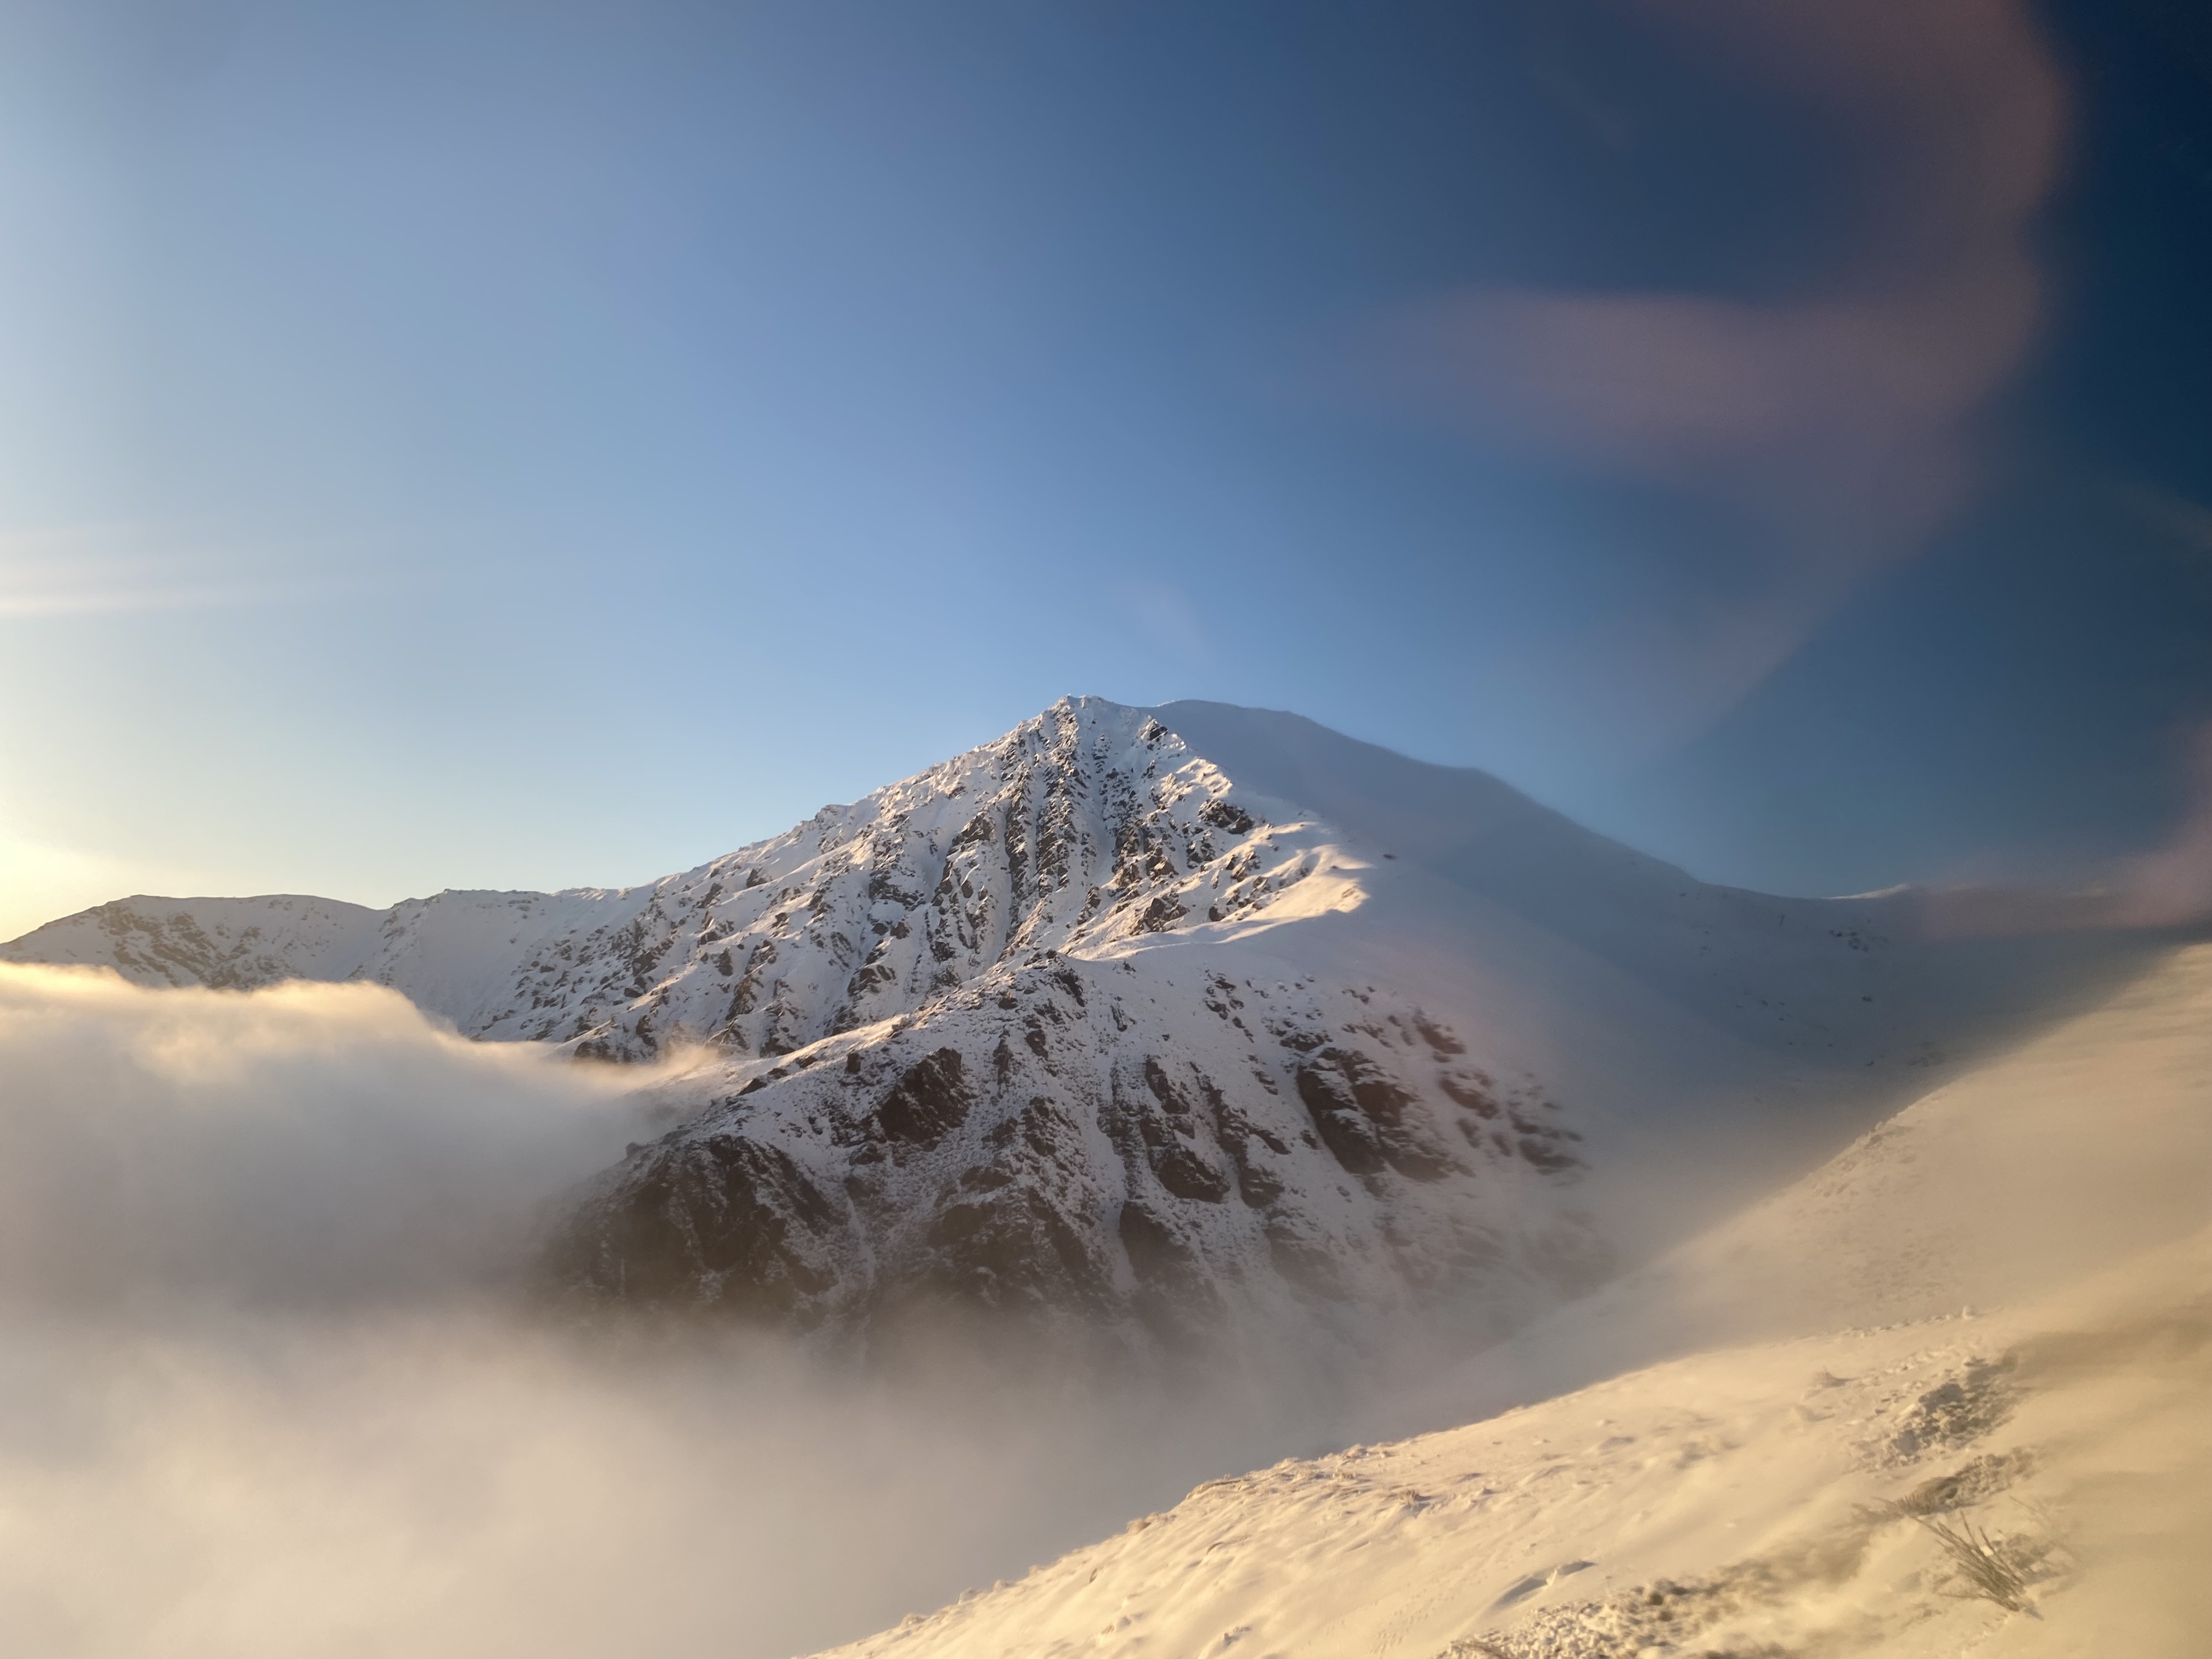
[1364,0,2069,730]
[1921,718,2212,937]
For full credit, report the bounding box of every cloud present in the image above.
[0,523,415,620]
[0,967,1361,1657]
[1362,0,2068,737]
[0,966,648,1309]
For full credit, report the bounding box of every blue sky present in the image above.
[2,0,2209,936]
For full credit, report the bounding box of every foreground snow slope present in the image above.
[1397,928,2212,1421]
[817,939,2212,1658]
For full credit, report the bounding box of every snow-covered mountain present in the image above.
[1,697,2115,1356]
[4,698,1944,1062]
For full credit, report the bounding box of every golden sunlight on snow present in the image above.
[821,943,2212,1659]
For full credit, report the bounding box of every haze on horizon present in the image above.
[2,0,2209,943]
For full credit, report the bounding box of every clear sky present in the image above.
[3,0,2209,939]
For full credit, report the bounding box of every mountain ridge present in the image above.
[3,696,1928,1065]
[1,697,2132,1356]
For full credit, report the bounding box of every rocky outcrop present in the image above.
[545,945,1604,1355]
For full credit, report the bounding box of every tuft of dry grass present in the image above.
[1888,1505,2036,1612]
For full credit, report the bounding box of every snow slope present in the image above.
[1472,931,2212,1384]
[1,698,2152,1355]
[815,939,2212,1658]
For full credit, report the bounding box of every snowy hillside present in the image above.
[1,697,2131,1352]
[815,940,2212,1659]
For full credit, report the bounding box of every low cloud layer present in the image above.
[0,1308,1306,1659]
[2,935,2203,1653]
[0,967,1353,1658]
[0,966,645,1310]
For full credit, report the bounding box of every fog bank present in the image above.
[0,967,1350,1657]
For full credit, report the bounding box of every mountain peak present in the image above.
[3,697,2027,1357]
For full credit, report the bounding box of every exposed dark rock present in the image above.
[1440,1069,1499,1116]
[548,1136,843,1321]
[1197,798,1254,835]
[1116,1201,1223,1339]
[873,1048,970,1145]
[1142,1055,1191,1115]
[896,1183,1113,1317]
[1414,1012,1466,1056]
[1151,1141,1231,1204]
[1294,1047,1459,1181]
[1517,1136,1582,1172]
[1294,1060,1387,1175]
[1133,893,1187,934]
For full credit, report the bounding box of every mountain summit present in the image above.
[2,698,2081,1357]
